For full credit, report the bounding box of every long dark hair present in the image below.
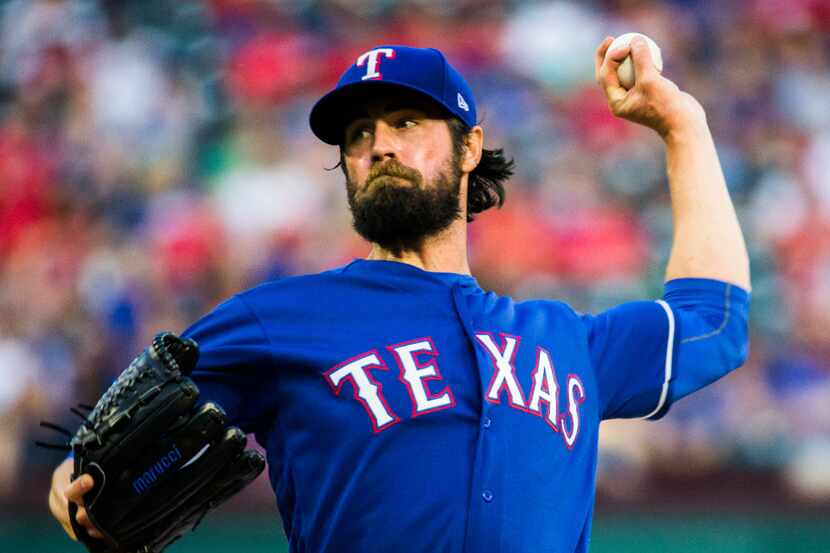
[447,118,514,222]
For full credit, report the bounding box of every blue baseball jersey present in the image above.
[183,259,749,553]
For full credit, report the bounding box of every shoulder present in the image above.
[238,266,350,300]
[184,267,352,344]
[505,294,584,323]
[472,288,585,333]
[517,298,588,339]
[236,261,366,303]
[230,264,363,322]
[516,297,583,319]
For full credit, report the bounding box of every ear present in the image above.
[460,125,484,173]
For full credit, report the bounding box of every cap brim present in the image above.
[309,80,456,146]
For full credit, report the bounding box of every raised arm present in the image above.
[595,36,751,291]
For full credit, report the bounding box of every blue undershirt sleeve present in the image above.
[659,278,750,415]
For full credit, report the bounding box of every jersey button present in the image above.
[482,490,494,503]
[483,417,492,429]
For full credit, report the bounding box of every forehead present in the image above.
[340,86,448,126]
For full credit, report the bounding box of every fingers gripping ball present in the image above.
[68,332,266,553]
[607,33,663,89]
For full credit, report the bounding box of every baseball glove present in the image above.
[51,332,266,553]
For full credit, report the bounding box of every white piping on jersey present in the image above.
[641,300,675,419]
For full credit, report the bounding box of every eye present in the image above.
[347,125,372,145]
[395,118,418,130]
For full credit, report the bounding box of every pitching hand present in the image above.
[595,36,706,139]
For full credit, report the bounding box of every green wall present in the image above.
[4,513,827,552]
[589,514,829,553]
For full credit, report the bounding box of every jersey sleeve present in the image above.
[182,294,277,437]
[581,300,676,419]
[584,278,749,420]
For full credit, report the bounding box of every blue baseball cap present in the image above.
[309,45,477,145]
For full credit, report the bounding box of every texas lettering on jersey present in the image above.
[323,332,586,448]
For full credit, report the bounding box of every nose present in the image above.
[370,121,398,163]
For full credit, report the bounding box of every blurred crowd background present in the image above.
[2,0,829,519]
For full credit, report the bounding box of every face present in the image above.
[340,89,464,256]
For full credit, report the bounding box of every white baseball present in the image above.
[607,33,663,89]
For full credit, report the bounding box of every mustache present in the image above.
[366,160,422,184]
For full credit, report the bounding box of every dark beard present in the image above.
[346,157,462,257]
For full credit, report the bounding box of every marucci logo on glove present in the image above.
[132,444,182,495]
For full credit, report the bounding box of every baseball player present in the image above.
[50,38,750,553]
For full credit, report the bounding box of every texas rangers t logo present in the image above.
[357,48,396,81]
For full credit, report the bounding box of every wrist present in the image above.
[661,93,709,142]
[663,114,710,145]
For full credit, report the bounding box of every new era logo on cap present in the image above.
[309,45,478,145]
[457,93,469,112]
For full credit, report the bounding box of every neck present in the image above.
[366,217,471,275]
